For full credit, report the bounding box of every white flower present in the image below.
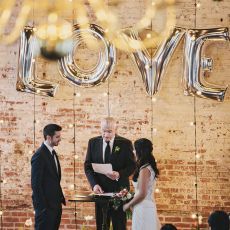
[114,146,120,153]
[25,218,33,226]
[84,215,93,221]
[126,193,132,199]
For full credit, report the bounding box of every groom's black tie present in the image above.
[52,150,59,175]
[104,141,111,163]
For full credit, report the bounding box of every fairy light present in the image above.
[191,213,197,219]
[103,92,107,97]
[152,128,157,134]
[155,188,160,193]
[69,184,75,190]
[146,33,152,39]
[24,218,33,226]
[0,120,3,124]
[74,155,79,160]
[76,92,81,97]
[29,150,33,154]
[151,97,157,102]
[68,124,74,128]
[198,215,203,224]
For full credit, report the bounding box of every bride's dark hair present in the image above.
[133,138,159,182]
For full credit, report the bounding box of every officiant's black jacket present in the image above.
[31,143,65,211]
[84,135,136,192]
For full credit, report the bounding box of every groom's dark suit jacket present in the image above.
[31,143,65,211]
[84,135,136,192]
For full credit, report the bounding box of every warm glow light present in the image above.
[152,97,157,102]
[69,184,75,190]
[0,0,175,52]
[191,213,197,219]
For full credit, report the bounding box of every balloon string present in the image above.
[107,79,110,117]
[150,11,154,141]
[0,127,2,228]
[193,96,199,228]
[73,87,77,229]
[72,3,77,228]
[194,1,198,227]
[194,0,197,28]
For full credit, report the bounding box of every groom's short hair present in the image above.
[43,124,62,140]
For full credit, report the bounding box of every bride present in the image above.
[123,138,161,230]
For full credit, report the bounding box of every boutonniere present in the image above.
[114,146,120,153]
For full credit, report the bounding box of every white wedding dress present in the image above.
[132,165,161,230]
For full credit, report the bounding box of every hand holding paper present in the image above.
[92,163,113,175]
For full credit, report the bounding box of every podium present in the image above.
[69,195,112,230]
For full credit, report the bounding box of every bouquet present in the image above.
[110,188,133,219]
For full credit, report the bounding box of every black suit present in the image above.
[31,143,65,230]
[84,135,136,230]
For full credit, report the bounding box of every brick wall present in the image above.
[0,0,229,229]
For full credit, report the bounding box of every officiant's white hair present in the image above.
[101,117,117,129]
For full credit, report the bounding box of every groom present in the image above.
[84,117,136,230]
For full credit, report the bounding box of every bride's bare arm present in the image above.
[123,168,150,211]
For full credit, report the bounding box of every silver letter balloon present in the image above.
[126,27,185,96]
[17,26,58,97]
[183,27,229,101]
[58,24,116,87]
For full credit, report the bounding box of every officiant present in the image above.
[84,117,136,230]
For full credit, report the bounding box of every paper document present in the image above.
[92,163,113,175]
[92,192,114,197]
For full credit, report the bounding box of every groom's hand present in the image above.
[106,171,120,180]
[93,184,104,194]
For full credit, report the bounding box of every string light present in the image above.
[151,97,157,102]
[69,184,75,190]
[191,213,197,219]
[24,218,33,226]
